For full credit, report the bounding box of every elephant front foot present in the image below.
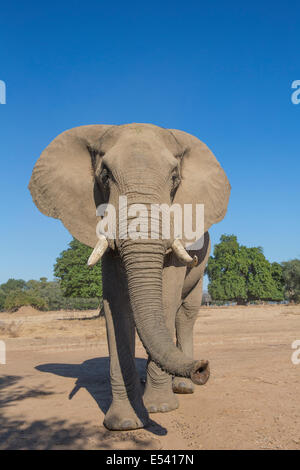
[104,399,149,431]
[172,377,194,394]
[143,387,179,413]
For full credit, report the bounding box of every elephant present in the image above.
[29,123,230,430]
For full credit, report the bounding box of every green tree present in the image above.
[206,235,284,304]
[54,238,102,299]
[282,259,300,303]
[270,262,285,296]
[1,278,27,293]
[0,278,28,311]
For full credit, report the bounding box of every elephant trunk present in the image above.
[119,239,209,384]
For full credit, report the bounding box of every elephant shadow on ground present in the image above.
[36,357,166,436]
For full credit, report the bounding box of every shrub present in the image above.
[4,290,48,312]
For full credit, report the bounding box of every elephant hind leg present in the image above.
[173,234,211,394]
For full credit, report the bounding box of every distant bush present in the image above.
[0,277,101,312]
[4,290,48,312]
[27,278,101,311]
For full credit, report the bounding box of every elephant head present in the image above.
[29,123,230,383]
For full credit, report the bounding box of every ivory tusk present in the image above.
[87,235,109,267]
[171,239,198,267]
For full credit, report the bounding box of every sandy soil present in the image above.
[0,304,299,450]
[0,310,105,340]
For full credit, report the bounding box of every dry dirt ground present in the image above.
[0,304,299,450]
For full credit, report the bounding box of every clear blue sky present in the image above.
[0,1,299,285]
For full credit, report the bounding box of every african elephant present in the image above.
[29,123,230,430]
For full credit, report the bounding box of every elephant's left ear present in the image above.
[169,128,231,235]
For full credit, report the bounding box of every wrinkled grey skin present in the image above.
[29,123,230,430]
[102,232,211,430]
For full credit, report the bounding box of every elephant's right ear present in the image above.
[28,125,112,248]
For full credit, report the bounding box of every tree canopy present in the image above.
[54,238,102,299]
[282,259,300,303]
[205,235,284,303]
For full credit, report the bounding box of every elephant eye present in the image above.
[171,167,180,184]
[171,167,181,199]
[100,165,111,187]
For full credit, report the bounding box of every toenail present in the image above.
[148,405,157,413]
[160,404,169,412]
[121,420,133,429]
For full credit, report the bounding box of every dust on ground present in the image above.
[0,304,299,450]
[0,308,105,340]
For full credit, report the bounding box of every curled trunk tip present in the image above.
[190,360,210,385]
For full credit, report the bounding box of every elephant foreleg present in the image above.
[102,252,149,430]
